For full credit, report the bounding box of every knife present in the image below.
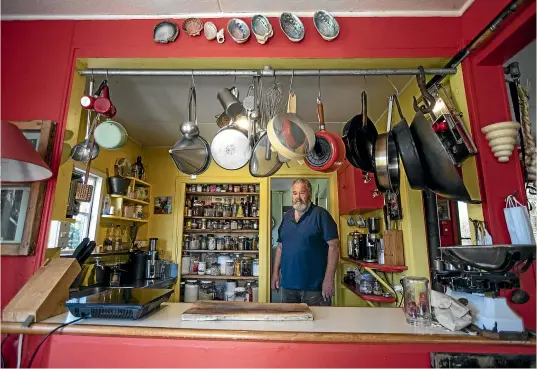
[72,238,90,262]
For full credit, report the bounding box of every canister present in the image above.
[181,254,191,275]
[184,280,199,302]
[225,280,237,293]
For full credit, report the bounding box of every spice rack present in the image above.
[179,183,261,304]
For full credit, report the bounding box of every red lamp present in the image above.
[1,120,52,182]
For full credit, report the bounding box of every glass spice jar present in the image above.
[231,220,238,230]
[233,254,242,276]
[241,184,248,192]
[223,204,232,217]
[234,185,241,193]
[190,235,200,250]
[210,184,217,192]
[225,260,235,276]
[209,262,221,276]
[196,184,202,192]
[201,218,207,230]
[184,280,199,303]
[200,235,208,250]
[183,235,191,250]
[248,184,255,193]
[237,236,246,250]
[234,287,247,302]
[216,237,224,251]
[207,234,216,251]
[198,280,214,300]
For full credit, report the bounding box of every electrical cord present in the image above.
[1,335,9,368]
[27,316,86,368]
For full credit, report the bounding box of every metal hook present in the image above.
[289,70,294,94]
[385,75,399,96]
[233,72,237,86]
[363,75,367,90]
[317,70,322,100]
[413,66,436,114]
[191,71,195,87]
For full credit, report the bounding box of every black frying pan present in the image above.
[342,91,378,172]
[410,111,481,204]
[391,95,427,190]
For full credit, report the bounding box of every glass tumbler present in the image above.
[401,276,431,327]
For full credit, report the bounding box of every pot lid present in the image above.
[210,127,252,170]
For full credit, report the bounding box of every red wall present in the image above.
[1,0,533,328]
[0,14,465,309]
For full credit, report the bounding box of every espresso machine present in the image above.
[435,244,535,333]
[364,217,380,262]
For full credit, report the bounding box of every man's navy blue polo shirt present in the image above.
[277,204,338,291]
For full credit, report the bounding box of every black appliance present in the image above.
[65,288,173,320]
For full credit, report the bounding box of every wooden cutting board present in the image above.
[181,301,314,321]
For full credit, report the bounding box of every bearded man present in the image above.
[271,178,340,306]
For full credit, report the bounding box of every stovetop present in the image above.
[434,270,520,294]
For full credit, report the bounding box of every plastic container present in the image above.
[198,261,206,275]
[198,280,214,300]
[401,276,432,327]
[234,287,247,302]
[181,255,191,275]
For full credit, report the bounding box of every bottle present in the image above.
[245,196,251,217]
[102,195,111,215]
[104,225,114,252]
[245,282,253,302]
[251,197,257,218]
[132,156,145,180]
[236,198,244,217]
[231,198,238,217]
[115,225,122,251]
[122,226,129,249]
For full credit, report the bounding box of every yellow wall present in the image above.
[144,148,340,303]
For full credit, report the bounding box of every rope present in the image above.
[516,82,536,184]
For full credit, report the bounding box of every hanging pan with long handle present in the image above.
[373,95,400,193]
[342,90,378,172]
[169,84,211,176]
[391,94,427,190]
[306,78,346,172]
[410,111,480,204]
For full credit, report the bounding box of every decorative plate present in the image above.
[313,10,339,41]
[182,18,203,36]
[279,12,304,42]
[153,21,179,43]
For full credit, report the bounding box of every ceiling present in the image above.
[95,73,411,147]
[2,0,474,20]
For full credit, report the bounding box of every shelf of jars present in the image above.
[342,282,396,304]
[341,257,408,273]
[180,182,262,304]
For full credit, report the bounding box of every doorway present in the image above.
[269,177,330,303]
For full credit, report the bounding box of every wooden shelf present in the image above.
[110,195,149,206]
[124,177,151,188]
[183,229,258,234]
[184,216,259,220]
[341,257,408,273]
[186,192,259,196]
[181,275,258,280]
[183,250,259,254]
[101,215,148,223]
[342,282,396,303]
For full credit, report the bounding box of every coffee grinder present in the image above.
[364,217,380,262]
[145,238,160,279]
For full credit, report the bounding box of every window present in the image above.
[48,167,104,253]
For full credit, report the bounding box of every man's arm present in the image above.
[271,243,282,290]
[322,239,340,300]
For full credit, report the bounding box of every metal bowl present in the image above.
[313,10,339,41]
[279,12,305,42]
[227,18,250,43]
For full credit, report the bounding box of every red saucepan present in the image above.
[306,97,346,172]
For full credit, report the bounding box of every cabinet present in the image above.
[337,161,383,214]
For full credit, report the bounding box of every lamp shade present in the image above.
[1,120,52,182]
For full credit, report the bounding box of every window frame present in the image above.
[1,120,55,256]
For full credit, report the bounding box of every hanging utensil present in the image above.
[342,83,378,172]
[71,77,100,162]
[413,66,436,115]
[391,93,427,190]
[374,95,400,193]
[267,88,316,163]
[180,83,200,139]
[306,74,346,172]
[74,117,99,202]
[94,119,128,150]
[410,111,480,203]
[249,132,283,177]
[170,80,211,176]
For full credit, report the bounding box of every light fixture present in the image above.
[1,120,52,182]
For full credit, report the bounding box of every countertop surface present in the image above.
[2,303,534,346]
[43,303,458,336]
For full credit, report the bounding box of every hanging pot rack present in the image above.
[79,66,456,77]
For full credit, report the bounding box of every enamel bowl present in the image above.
[280,12,304,42]
[313,10,339,41]
[227,18,251,43]
[251,15,273,44]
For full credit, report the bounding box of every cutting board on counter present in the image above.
[181,301,314,321]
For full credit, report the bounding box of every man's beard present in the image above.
[293,200,309,213]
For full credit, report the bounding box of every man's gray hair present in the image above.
[291,178,312,193]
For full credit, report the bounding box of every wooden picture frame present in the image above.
[1,120,55,256]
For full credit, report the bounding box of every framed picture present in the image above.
[1,120,55,255]
[437,199,451,221]
[154,196,172,214]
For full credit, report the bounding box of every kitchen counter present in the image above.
[2,303,534,346]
